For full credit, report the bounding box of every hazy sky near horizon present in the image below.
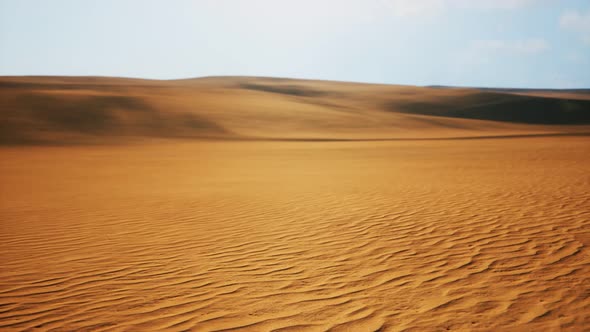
[1,0,589,88]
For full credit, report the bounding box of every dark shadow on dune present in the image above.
[411,115,472,130]
[20,94,126,132]
[240,83,327,97]
[238,132,590,142]
[0,81,170,93]
[427,85,590,94]
[385,93,590,124]
[0,93,228,145]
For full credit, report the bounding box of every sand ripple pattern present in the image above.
[1,138,589,331]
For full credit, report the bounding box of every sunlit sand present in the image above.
[1,76,589,331]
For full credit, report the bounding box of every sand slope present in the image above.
[1,76,589,331]
[2,76,589,144]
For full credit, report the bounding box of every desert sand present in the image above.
[1,76,589,331]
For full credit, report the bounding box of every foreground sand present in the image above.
[1,137,589,331]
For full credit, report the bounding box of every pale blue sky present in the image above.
[1,0,589,88]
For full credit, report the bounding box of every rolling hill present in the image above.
[1,76,589,144]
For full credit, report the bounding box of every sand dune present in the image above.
[2,76,589,144]
[1,76,589,331]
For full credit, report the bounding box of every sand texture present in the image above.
[1,77,589,331]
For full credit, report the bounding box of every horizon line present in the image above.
[1,74,589,91]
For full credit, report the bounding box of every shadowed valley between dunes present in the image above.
[0,76,589,331]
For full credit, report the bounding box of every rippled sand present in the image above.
[1,137,589,331]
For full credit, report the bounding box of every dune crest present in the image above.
[1,76,589,144]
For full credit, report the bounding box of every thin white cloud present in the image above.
[472,38,550,55]
[457,38,549,68]
[565,51,589,64]
[383,0,446,17]
[380,0,542,17]
[560,9,590,45]
[453,0,542,10]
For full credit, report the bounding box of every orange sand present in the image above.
[1,77,589,331]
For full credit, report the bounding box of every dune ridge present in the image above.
[1,76,589,144]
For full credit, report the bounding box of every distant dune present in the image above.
[428,85,590,100]
[1,76,589,144]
